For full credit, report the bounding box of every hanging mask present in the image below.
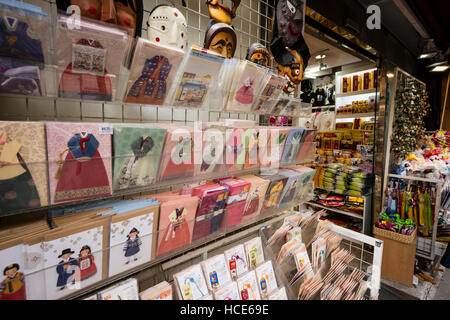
[207,0,241,25]
[246,43,270,67]
[277,49,304,93]
[147,4,188,50]
[270,0,310,73]
[114,0,143,37]
[204,20,237,58]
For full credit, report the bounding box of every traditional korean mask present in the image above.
[277,49,304,94]
[246,43,270,67]
[147,5,187,50]
[207,0,241,25]
[114,0,143,37]
[276,0,304,47]
[204,20,237,58]
[67,0,102,20]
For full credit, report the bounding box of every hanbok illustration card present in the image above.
[281,128,305,166]
[56,14,133,101]
[251,73,287,114]
[0,121,49,213]
[236,270,261,300]
[46,122,112,204]
[155,195,198,257]
[170,46,225,109]
[201,254,232,291]
[99,278,139,300]
[219,178,250,228]
[41,218,109,300]
[112,125,167,191]
[260,174,289,213]
[239,175,270,222]
[108,204,159,277]
[195,126,225,176]
[124,39,185,105]
[226,60,266,113]
[174,264,209,300]
[255,260,278,298]
[224,244,248,280]
[213,281,240,300]
[0,240,26,300]
[243,237,265,269]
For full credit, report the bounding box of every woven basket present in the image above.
[373,226,417,245]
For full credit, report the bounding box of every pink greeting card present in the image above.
[219,179,251,228]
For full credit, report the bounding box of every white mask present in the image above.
[147,5,187,50]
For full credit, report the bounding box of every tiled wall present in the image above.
[0,0,277,124]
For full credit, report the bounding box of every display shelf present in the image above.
[388,174,442,184]
[335,88,377,98]
[315,186,372,198]
[306,201,364,220]
[335,112,375,119]
[63,204,298,300]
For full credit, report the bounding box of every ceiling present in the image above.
[303,31,362,76]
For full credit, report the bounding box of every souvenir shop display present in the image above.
[154,193,199,257]
[174,263,209,300]
[260,174,288,212]
[56,0,143,37]
[56,14,133,101]
[246,43,270,67]
[0,0,50,96]
[201,254,232,291]
[191,183,228,242]
[239,175,270,222]
[206,0,240,25]
[139,281,173,300]
[153,124,195,181]
[146,4,187,50]
[236,270,261,300]
[169,46,225,108]
[0,121,48,213]
[218,178,250,227]
[336,96,376,115]
[340,70,376,94]
[251,73,288,115]
[213,281,240,300]
[112,124,167,191]
[123,39,185,105]
[98,278,140,300]
[244,237,265,269]
[255,260,278,298]
[46,122,113,205]
[107,202,159,277]
[224,244,249,280]
[225,60,266,113]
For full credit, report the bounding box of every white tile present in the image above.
[28,98,55,118]
[104,103,123,119]
[81,102,103,118]
[172,108,186,121]
[124,104,141,120]
[0,96,27,116]
[56,100,81,118]
[157,107,172,121]
[186,109,199,122]
[142,106,157,121]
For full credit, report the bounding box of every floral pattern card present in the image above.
[236,270,261,300]
[174,264,209,300]
[243,237,265,269]
[224,244,248,280]
[108,204,159,277]
[201,254,232,291]
[213,281,240,300]
[255,260,278,298]
[0,121,48,213]
[46,122,112,204]
[112,125,167,191]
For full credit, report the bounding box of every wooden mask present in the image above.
[246,43,270,67]
[206,0,241,25]
[204,20,237,59]
[277,49,304,94]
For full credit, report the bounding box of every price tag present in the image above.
[99,125,113,135]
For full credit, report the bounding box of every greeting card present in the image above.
[224,244,248,280]
[278,169,303,206]
[251,73,288,114]
[239,175,270,222]
[0,121,48,213]
[259,174,288,213]
[124,39,185,105]
[108,204,159,277]
[0,240,26,300]
[195,125,226,176]
[268,286,288,300]
[236,270,261,300]
[155,195,198,257]
[139,281,172,300]
[280,128,304,166]
[255,260,278,297]
[99,278,139,300]
[296,130,317,163]
[46,122,112,204]
[219,178,250,228]
[174,264,209,300]
[201,254,232,291]
[112,125,167,191]
[213,281,240,300]
[243,237,265,269]
[191,184,228,242]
